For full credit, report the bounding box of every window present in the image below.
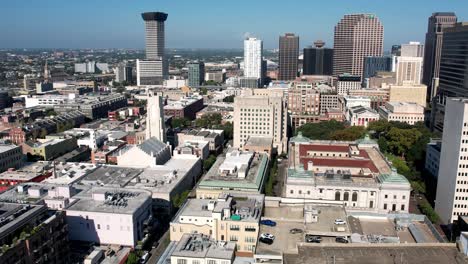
[384,194,388,199]
[402,195,406,200]
[384,204,387,210]
[343,192,349,201]
[401,204,405,211]
[335,191,341,201]
[352,192,358,202]
[369,201,374,208]
[97,224,101,230]
[177,260,187,264]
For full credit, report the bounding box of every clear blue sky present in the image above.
[2,0,467,51]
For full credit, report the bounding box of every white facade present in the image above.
[24,94,72,108]
[394,56,423,85]
[378,101,424,125]
[348,106,380,127]
[114,65,125,82]
[136,59,164,86]
[435,98,468,224]
[400,42,424,57]
[65,188,152,247]
[234,95,288,154]
[244,38,263,80]
[337,80,361,95]
[146,93,166,142]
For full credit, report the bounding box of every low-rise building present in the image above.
[286,134,411,213]
[379,101,425,125]
[388,84,427,107]
[164,95,204,120]
[170,194,263,255]
[22,137,78,161]
[0,143,24,174]
[242,136,273,157]
[336,74,361,95]
[0,204,69,264]
[177,129,224,153]
[0,165,52,192]
[348,106,380,127]
[117,137,171,168]
[173,140,209,160]
[197,149,269,198]
[159,234,236,264]
[65,187,153,247]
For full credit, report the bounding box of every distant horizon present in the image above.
[2,0,468,50]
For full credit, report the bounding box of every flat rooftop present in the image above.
[0,203,47,240]
[0,144,19,153]
[0,182,88,204]
[79,165,144,188]
[199,151,268,192]
[171,234,235,260]
[67,187,151,214]
[43,162,98,185]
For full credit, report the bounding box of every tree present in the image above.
[173,190,191,208]
[203,155,217,172]
[419,200,440,223]
[171,118,190,129]
[223,95,235,103]
[200,87,208,95]
[195,113,222,128]
[126,252,139,264]
[330,126,366,141]
[221,122,233,140]
[296,120,346,140]
[385,128,422,157]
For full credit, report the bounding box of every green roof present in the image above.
[290,132,310,143]
[378,168,410,184]
[288,164,313,179]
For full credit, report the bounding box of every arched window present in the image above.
[343,192,349,201]
[352,192,358,202]
[335,191,340,201]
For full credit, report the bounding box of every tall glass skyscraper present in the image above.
[303,40,333,76]
[278,33,299,81]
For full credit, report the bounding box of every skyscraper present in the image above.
[137,12,168,86]
[394,56,423,86]
[244,37,263,86]
[146,92,166,142]
[400,42,424,57]
[303,40,333,76]
[278,33,299,81]
[362,56,392,81]
[435,98,468,224]
[333,14,384,77]
[187,61,205,87]
[422,12,457,99]
[432,23,468,132]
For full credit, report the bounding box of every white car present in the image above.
[260,233,275,240]
[334,219,346,225]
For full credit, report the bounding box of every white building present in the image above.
[348,106,380,127]
[378,102,424,125]
[341,95,371,120]
[336,75,361,95]
[244,38,263,84]
[394,56,423,85]
[146,93,166,142]
[400,41,424,57]
[234,95,288,154]
[117,137,171,168]
[24,94,75,108]
[136,59,165,86]
[435,98,468,224]
[114,65,126,82]
[65,187,152,246]
[286,134,411,213]
[173,140,209,160]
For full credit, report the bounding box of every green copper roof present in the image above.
[378,168,409,185]
[288,164,313,178]
[290,132,310,143]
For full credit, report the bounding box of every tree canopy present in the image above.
[296,120,346,140]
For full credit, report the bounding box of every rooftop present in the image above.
[79,166,144,188]
[0,203,47,240]
[42,162,98,185]
[171,234,236,260]
[244,136,273,148]
[0,143,19,153]
[66,187,151,214]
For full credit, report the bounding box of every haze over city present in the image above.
[2,0,468,49]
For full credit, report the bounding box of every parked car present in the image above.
[289,228,303,234]
[335,236,349,243]
[305,235,322,243]
[334,219,346,225]
[259,237,274,245]
[260,219,277,227]
[260,233,275,240]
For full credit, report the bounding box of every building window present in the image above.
[401,204,405,211]
[369,201,374,208]
[352,192,358,202]
[343,192,349,201]
[177,260,187,264]
[384,204,387,210]
[335,191,340,201]
[97,224,101,230]
[384,194,388,199]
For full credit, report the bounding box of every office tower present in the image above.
[187,62,205,87]
[435,98,468,224]
[146,92,166,142]
[124,66,133,83]
[303,40,333,75]
[333,14,384,77]
[234,95,288,154]
[391,45,401,56]
[278,33,299,80]
[363,56,392,80]
[432,23,468,132]
[137,12,168,86]
[422,12,457,98]
[244,37,263,87]
[44,60,51,80]
[401,42,424,57]
[394,56,423,85]
[114,65,126,82]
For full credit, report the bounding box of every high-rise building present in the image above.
[422,12,457,99]
[394,56,423,85]
[363,56,392,81]
[435,98,468,224]
[336,74,362,95]
[401,41,424,57]
[432,23,468,132]
[333,14,384,77]
[391,45,401,56]
[146,92,166,142]
[114,65,126,82]
[137,12,168,86]
[244,37,263,86]
[187,61,205,87]
[278,33,299,81]
[234,95,288,154]
[303,40,333,76]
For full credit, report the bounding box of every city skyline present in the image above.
[2,0,468,50]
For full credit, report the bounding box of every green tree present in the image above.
[126,252,139,264]
[203,155,217,172]
[296,120,346,140]
[330,126,366,141]
[385,128,422,157]
[221,122,233,140]
[200,87,208,95]
[172,118,190,128]
[195,113,222,128]
[223,95,235,103]
[419,200,440,223]
[173,190,191,208]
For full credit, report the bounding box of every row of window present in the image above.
[454,204,468,208]
[241,109,270,112]
[383,203,405,211]
[457,180,468,184]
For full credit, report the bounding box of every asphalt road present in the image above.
[274,159,288,197]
